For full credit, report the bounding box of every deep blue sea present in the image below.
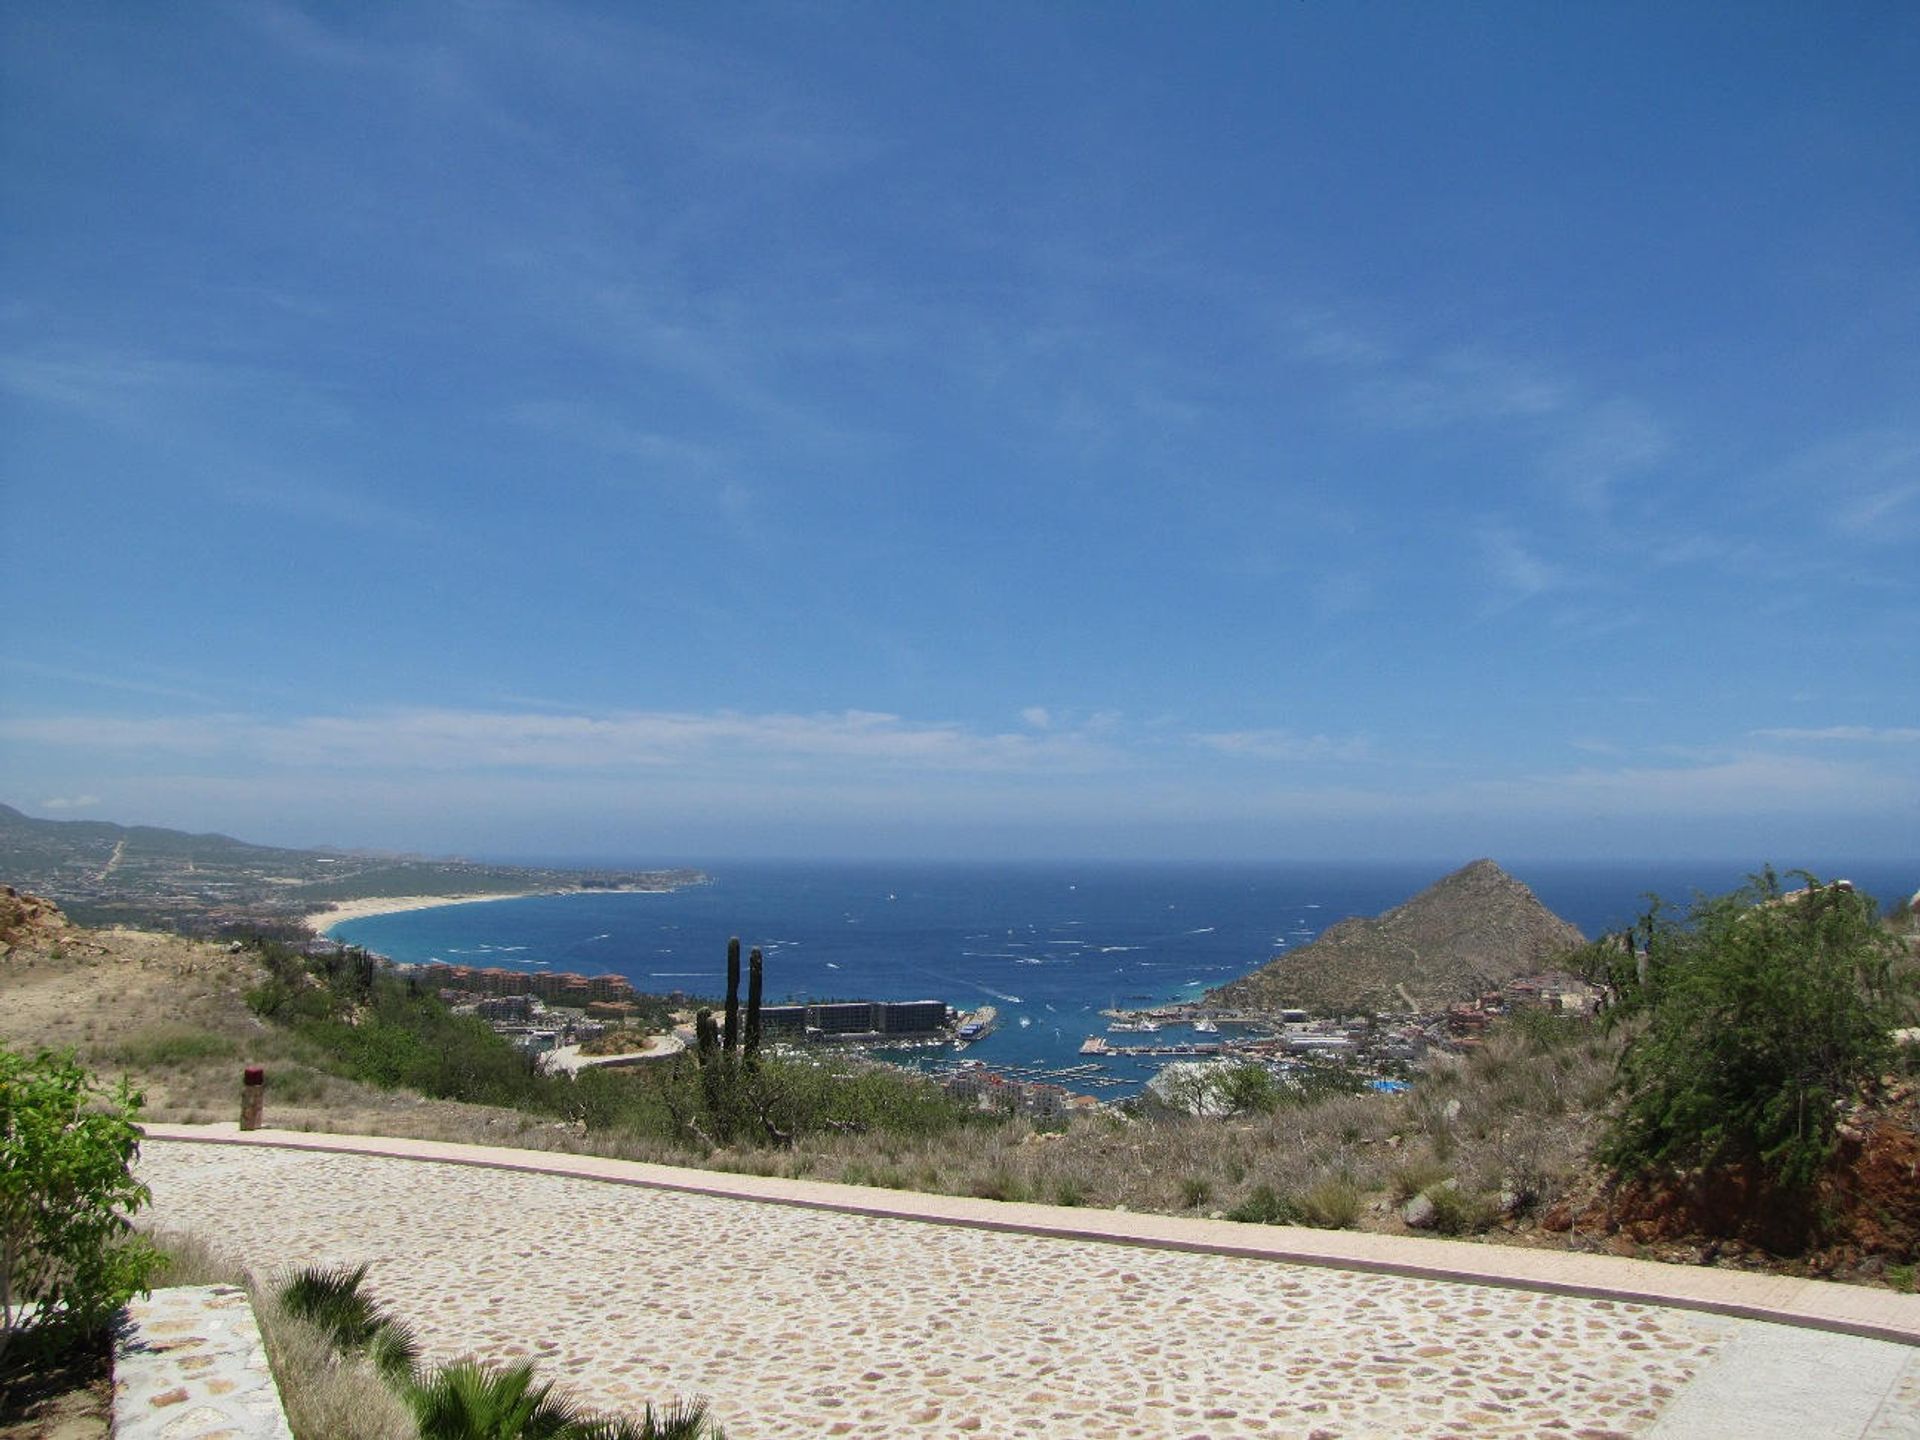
[331,859,1916,1095]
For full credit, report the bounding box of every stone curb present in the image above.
[112,1283,293,1439]
[141,1124,1920,1348]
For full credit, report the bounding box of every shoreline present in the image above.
[306,891,549,936]
[306,885,679,937]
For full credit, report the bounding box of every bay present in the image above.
[330,859,1916,1096]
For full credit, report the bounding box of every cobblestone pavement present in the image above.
[137,1139,1920,1439]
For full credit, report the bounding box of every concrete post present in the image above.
[240,1066,265,1130]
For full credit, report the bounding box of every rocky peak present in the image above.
[1209,860,1586,1016]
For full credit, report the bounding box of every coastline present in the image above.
[305,885,680,937]
[306,891,547,936]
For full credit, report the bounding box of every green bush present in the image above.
[1224,1183,1299,1225]
[1295,1176,1363,1230]
[1601,869,1906,1201]
[1,1046,165,1371]
[1420,1182,1494,1236]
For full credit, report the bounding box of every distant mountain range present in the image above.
[1207,858,1588,1016]
[0,803,705,935]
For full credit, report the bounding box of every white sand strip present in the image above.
[305,892,547,935]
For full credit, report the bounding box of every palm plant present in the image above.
[405,1361,725,1440]
[277,1262,420,1383]
[405,1359,586,1440]
[578,1397,725,1439]
[280,1263,726,1439]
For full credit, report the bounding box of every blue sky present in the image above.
[2,2,1915,863]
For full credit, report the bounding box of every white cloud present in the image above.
[0,706,1124,777]
[1020,706,1052,729]
[39,795,101,811]
[1190,729,1371,763]
[1750,726,1920,745]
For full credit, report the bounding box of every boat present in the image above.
[1193,1016,1218,1033]
[955,1005,998,1047]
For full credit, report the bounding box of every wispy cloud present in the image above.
[0,706,1126,777]
[1541,399,1668,516]
[39,795,101,811]
[0,659,219,705]
[1784,430,1920,544]
[1475,522,1562,600]
[1750,725,1920,744]
[1279,309,1670,523]
[1190,729,1372,763]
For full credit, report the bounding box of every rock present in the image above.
[0,886,69,947]
[1402,1193,1438,1229]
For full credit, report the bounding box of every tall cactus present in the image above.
[722,935,742,1054]
[744,946,764,1061]
[695,1007,719,1063]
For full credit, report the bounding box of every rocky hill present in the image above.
[1209,859,1587,1016]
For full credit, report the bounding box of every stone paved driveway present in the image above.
[136,1137,1920,1439]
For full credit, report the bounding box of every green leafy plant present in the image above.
[278,1262,420,1383]
[1601,869,1905,1204]
[1,1046,164,1370]
[406,1359,586,1440]
[405,1359,723,1440]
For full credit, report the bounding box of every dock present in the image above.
[1080,1036,1224,1058]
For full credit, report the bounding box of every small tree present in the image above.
[1,1046,164,1369]
[1600,869,1904,1203]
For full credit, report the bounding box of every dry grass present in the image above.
[143,1228,416,1440]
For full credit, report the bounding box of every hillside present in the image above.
[0,802,705,935]
[1210,859,1587,1016]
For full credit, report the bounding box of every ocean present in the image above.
[330,859,1916,1096]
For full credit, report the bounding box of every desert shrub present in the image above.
[967,1166,1031,1203]
[1601,869,1906,1200]
[1420,1182,1495,1236]
[1388,1157,1451,1203]
[1179,1176,1213,1209]
[1,1046,165,1371]
[1295,1175,1363,1230]
[1224,1183,1298,1225]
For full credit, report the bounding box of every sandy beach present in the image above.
[306,891,548,935]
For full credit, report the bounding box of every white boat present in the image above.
[955,1005,998,1047]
